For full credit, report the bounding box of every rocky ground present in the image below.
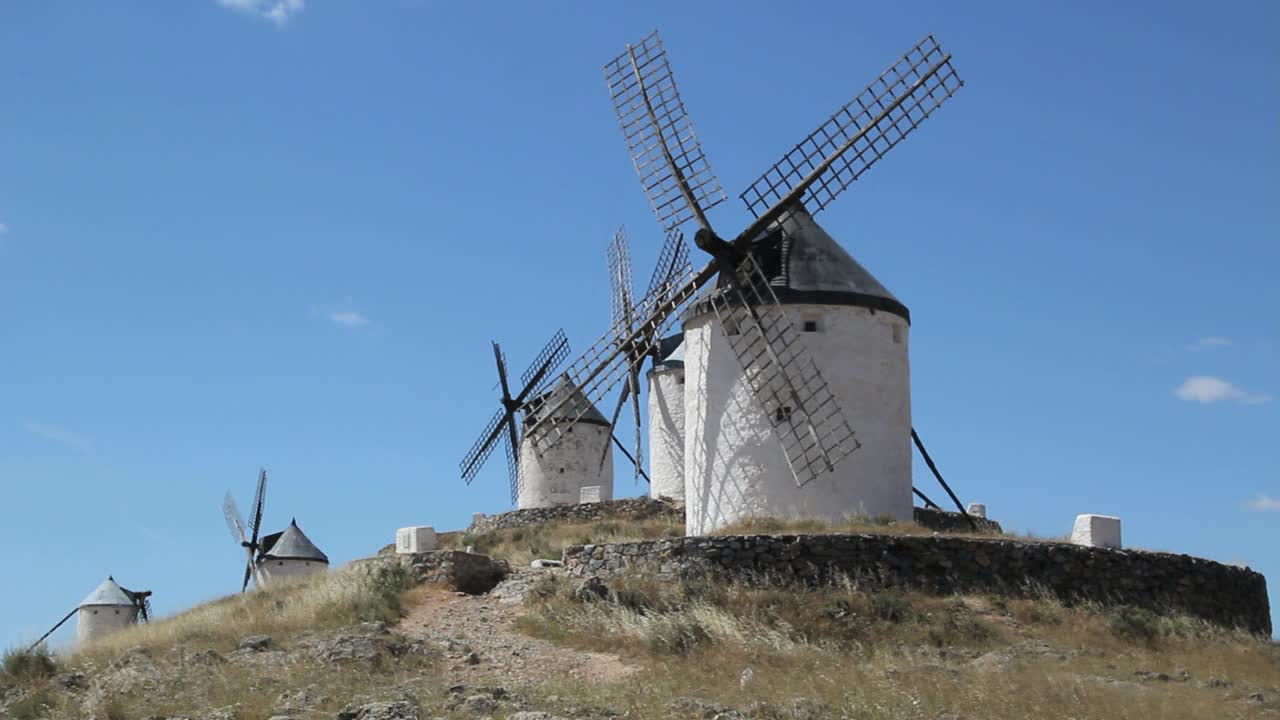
[399,571,637,688]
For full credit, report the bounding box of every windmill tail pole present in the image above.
[610,433,650,483]
[911,427,978,531]
[29,607,77,651]
[912,486,941,510]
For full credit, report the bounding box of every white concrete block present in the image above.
[530,559,564,568]
[966,503,987,519]
[1070,514,1121,549]
[579,486,602,504]
[395,526,438,554]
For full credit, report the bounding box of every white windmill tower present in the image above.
[646,333,686,501]
[520,377,615,507]
[527,31,967,535]
[462,331,631,509]
[30,576,152,650]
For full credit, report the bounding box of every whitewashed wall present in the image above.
[684,302,912,535]
[75,605,135,646]
[255,558,327,586]
[518,425,614,509]
[647,366,686,501]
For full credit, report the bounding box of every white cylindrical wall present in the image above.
[518,425,614,509]
[75,605,136,647]
[647,367,686,501]
[255,558,327,586]
[683,303,912,535]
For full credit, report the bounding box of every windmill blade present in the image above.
[241,558,254,593]
[604,29,726,233]
[738,35,963,233]
[597,377,633,472]
[644,229,691,303]
[517,328,571,401]
[529,257,710,452]
[501,426,519,504]
[141,597,153,623]
[708,254,860,487]
[628,367,644,482]
[248,469,267,546]
[493,342,521,491]
[607,226,636,332]
[222,492,247,545]
[460,407,511,483]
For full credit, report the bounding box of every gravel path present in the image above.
[398,570,636,688]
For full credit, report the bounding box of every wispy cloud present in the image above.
[23,421,95,454]
[0,222,8,235]
[1174,376,1272,405]
[1188,337,1231,351]
[216,0,304,26]
[328,311,369,329]
[1245,494,1280,512]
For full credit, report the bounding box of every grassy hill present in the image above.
[3,515,1277,719]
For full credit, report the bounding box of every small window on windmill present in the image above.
[802,318,820,333]
[892,324,904,344]
[775,406,794,423]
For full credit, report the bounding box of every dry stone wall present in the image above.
[468,497,683,533]
[913,507,1003,534]
[562,534,1271,635]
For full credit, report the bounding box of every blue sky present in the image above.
[1,1,1276,647]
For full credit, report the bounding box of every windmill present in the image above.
[527,31,965,532]
[459,329,572,506]
[223,468,268,593]
[597,226,691,482]
[30,577,152,650]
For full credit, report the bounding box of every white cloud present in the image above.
[1188,337,1231,351]
[23,421,94,454]
[217,0,304,26]
[1245,494,1280,512]
[1174,376,1272,405]
[0,222,8,235]
[328,311,369,329]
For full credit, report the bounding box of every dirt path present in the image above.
[397,570,636,689]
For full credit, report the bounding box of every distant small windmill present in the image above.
[223,468,268,593]
[31,576,152,650]
[597,225,691,482]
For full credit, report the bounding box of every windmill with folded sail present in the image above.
[596,226,691,485]
[30,576,152,650]
[529,30,969,534]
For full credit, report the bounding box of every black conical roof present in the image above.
[521,376,609,428]
[259,519,329,563]
[685,204,910,323]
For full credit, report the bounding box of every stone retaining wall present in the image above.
[400,551,509,594]
[562,534,1271,635]
[468,497,683,533]
[913,507,1003,534]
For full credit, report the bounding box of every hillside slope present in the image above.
[3,516,1277,720]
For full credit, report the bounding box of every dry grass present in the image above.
[441,517,685,567]
[517,574,1280,720]
[73,561,413,664]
